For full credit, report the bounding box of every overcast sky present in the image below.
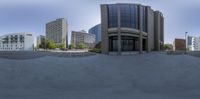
[0,0,200,44]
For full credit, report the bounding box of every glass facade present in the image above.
[108,5,118,28]
[120,4,138,29]
[109,36,141,52]
[107,4,147,32]
[89,24,101,43]
[141,6,148,32]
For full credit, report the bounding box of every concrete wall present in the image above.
[154,11,161,51]
[147,7,155,51]
[24,33,34,51]
[101,5,109,54]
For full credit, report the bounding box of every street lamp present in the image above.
[185,32,188,54]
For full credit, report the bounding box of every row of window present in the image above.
[0,44,23,47]
[0,47,24,50]
[108,4,148,32]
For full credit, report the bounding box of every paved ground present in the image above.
[0,53,200,99]
[0,51,95,60]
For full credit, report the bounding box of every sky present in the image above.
[0,0,200,44]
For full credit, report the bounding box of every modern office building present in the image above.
[187,36,200,51]
[37,35,45,48]
[0,33,34,51]
[46,18,68,48]
[173,39,186,51]
[101,3,164,54]
[71,30,96,48]
[89,24,101,43]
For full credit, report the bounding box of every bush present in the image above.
[89,42,102,53]
[58,44,65,50]
[95,42,101,49]
[89,48,101,53]
[45,39,57,49]
[69,43,76,49]
[78,43,86,49]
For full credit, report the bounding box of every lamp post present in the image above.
[185,32,188,54]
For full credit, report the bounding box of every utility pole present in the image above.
[185,32,188,54]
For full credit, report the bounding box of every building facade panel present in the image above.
[173,39,186,51]
[0,33,34,51]
[46,18,68,48]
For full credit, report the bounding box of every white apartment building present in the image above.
[0,33,34,51]
[187,36,200,51]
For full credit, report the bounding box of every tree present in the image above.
[78,43,86,49]
[46,39,57,49]
[95,42,101,49]
[89,42,102,53]
[163,44,170,50]
[58,44,65,50]
[69,43,76,49]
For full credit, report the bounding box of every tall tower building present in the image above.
[46,18,68,48]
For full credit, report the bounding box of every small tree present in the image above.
[58,44,65,50]
[69,43,76,49]
[95,42,101,49]
[163,44,169,50]
[46,39,57,49]
[78,43,86,49]
[36,44,40,49]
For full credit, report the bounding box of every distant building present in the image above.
[173,39,186,51]
[71,30,96,48]
[101,3,164,54]
[89,24,101,43]
[37,35,45,48]
[0,33,34,51]
[165,44,173,51]
[46,18,68,48]
[187,36,200,51]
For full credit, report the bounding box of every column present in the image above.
[117,5,121,55]
[139,5,143,54]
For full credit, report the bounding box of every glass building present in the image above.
[89,24,101,43]
[101,3,164,54]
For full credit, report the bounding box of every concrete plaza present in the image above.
[0,52,200,99]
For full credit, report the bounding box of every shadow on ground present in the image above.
[0,51,96,60]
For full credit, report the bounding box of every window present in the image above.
[108,5,118,28]
[141,7,148,32]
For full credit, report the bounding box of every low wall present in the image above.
[187,51,200,57]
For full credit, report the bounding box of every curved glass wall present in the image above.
[120,4,138,29]
[108,5,118,28]
[108,4,147,32]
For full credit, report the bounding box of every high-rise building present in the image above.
[46,18,68,48]
[37,35,45,48]
[187,36,200,51]
[0,33,34,51]
[101,3,164,54]
[89,24,101,43]
[71,30,96,48]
